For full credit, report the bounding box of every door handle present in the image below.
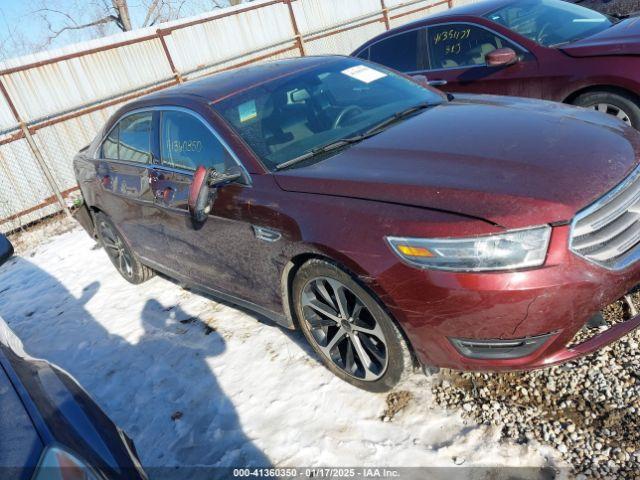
[155,187,174,203]
[99,174,111,188]
[427,79,448,87]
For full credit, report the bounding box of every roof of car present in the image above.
[135,55,339,106]
[420,0,514,19]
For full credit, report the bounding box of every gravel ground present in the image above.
[433,294,640,479]
[576,0,640,16]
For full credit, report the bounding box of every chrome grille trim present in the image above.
[570,165,640,270]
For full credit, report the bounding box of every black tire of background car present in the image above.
[572,90,640,129]
[292,258,412,392]
[94,211,154,285]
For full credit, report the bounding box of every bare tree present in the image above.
[26,0,251,50]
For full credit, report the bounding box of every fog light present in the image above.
[449,332,555,360]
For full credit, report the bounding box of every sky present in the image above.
[0,0,233,60]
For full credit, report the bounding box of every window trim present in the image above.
[95,106,251,183]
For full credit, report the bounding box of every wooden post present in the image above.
[157,31,184,83]
[0,78,71,219]
[19,123,72,220]
[381,0,390,30]
[285,0,306,56]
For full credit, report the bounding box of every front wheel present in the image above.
[94,212,154,284]
[292,259,412,392]
[572,90,640,129]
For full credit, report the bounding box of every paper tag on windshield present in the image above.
[342,65,387,84]
[238,100,258,123]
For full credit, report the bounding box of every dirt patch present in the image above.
[7,214,79,254]
[381,390,413,422]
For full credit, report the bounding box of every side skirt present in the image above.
[139,257,294,330]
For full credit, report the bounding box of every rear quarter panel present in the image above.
[538,53,640,102]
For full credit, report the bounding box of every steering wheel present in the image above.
[333,105,364,129]
[536,22,552,45]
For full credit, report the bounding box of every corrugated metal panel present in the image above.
[388,0,451,29]
[166,2,293,76]
[305,23,387,56]
[186,46,300,82]
[293,0,382,36]
[1,39,173,123]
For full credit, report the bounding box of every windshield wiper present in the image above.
[360,102,433,138]
[274,102,434,171]
[274,137,361,171]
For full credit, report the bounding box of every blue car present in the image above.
[0,234,147,480]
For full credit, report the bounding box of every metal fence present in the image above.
[0,0,474,233]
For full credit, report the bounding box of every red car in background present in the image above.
[353,0,640,128]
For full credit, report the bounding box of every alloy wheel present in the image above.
[591,103,632,126]
[98,220,133,279]
[300,277,389,381]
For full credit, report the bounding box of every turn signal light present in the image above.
[396,245,433,257]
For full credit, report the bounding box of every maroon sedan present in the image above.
[74,56,640,392]
[353,0,640,128]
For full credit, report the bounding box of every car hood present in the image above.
[274,94,640,229]
[560,17,640,57]
[0,316,146,480]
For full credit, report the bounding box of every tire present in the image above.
[572,90,640,129]
[94,212,154,285]
[292,258,412,392]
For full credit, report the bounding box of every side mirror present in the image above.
[411,74,447,88]
[486,48,518,67]
[0,234,14,267]
[188,165,243,224]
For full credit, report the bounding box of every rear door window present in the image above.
[160,110,235,173]
[101,126,119,160]
[368,29,422,72]
[100,112,153,163]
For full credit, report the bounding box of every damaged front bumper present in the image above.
[374,225,640,371]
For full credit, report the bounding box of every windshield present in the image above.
[212,58,444,171]
[485,0,614,47]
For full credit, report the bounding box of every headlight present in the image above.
[387,226,551,272]
[33,446,101,480]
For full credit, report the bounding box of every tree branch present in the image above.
[142,0,160,27]
[44,15,119,45]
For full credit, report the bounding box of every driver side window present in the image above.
[427,24,508,70]
[160,110,234,173]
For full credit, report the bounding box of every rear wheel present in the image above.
[292,258,411,392]
[94,212,153,284]
[572,90,640,129]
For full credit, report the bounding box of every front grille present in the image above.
[570,166,640,270]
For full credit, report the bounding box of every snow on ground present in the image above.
[0,225,566,478]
